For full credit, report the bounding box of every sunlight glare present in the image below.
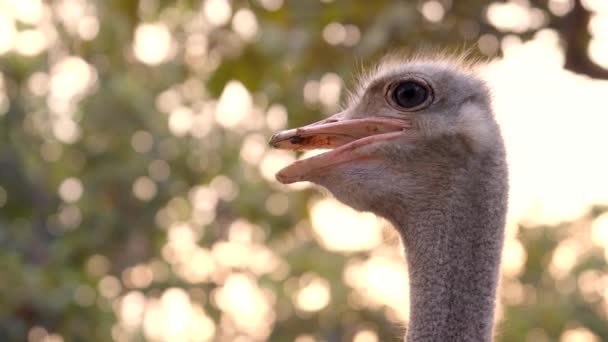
[591,213,608,248]
[0,14,16,54]
[133,23,173,65]
[215,80,253,129]
[140,288,216,341]
[549,238,583,279]
[353,329,379,342]
[58,177,83,203]
[295,275,331,312]
[310,198,383,252]
[344,255,410,320]
[132,176,157,201]
[318,73,342,111]
[240,133,268,165]
[204,0,232,27]
[484,33,608,226]
[169,106,195,136]
[323,22,346,45]
[581,0,608,13]
[560,327,601,342]
[549,0,574,16]
[78,16,99,40]
[232,8,258,41]
[502,239,527,278]
[486,2,533,33]
[421,1,445,23]
[12,0,44,24]
[265,104,288,131]
[14,29,47,56]
[258,149,296,183]
[257,0,283,11]
[50,56,96,100]
[215,273,274,339]
[179,247,216,283]
[119,291,146,328]
[588,38,608,69]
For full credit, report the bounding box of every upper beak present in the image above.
[269,113,411,183]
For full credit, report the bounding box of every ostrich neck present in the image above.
[390,156,508,342]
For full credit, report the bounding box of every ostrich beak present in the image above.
[269,114,411,184]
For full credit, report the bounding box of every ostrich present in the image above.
[269,53,508,342]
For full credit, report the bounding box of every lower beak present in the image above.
[269,115,411,183]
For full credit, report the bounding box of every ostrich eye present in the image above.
[391,80,430,109]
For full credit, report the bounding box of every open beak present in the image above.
[269,114,411,184]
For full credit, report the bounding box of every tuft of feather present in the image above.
[346,47,489,107]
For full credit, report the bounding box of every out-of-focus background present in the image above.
[1,0,608,341]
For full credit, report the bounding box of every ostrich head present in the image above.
[270,54,509,341]
[270,54,505,226]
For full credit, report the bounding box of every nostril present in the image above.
[289,136,305,144]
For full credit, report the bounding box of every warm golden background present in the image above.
[1,0,607,341]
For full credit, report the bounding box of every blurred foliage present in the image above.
[0,0,607,341]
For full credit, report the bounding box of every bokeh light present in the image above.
[133,23,173,65]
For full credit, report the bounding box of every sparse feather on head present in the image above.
[347,46,488,107]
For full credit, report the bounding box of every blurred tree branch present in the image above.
[530,0,608,79]
[560,0,608,79]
